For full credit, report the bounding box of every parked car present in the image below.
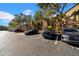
[62,28,79,45]
[9,28,13,31]
[11,28,24,32]
[25,29,39,35]
[42,30,61,40]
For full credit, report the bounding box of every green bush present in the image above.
[47,25,52,31]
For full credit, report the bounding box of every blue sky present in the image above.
[0,3,75,26]
[0,3,39,15]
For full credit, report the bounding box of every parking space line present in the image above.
[71,46,74,49]
[34,36,42,40]
[55,35,59,45]
[57,43,62,50]
[75,48,79,50]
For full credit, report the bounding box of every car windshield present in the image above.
[64,29,78,32]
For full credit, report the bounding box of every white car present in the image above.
[62,28,79,45]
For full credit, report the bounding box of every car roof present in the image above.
[63,28,79,32]
[63,28,77,30]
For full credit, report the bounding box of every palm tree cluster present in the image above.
[9,3,77,32]
[37,3,70,32]
[9,13,33,31]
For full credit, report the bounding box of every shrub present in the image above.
[47,25,52,31]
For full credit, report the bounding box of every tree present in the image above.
[37,3,75,32]
[34,10,44,30]
[9,19,18,29]
[9,13,33,30]
[38,3,57,26]
[0,25,8,30]
[38,3,68,20]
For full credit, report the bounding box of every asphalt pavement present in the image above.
[0,31,79,56]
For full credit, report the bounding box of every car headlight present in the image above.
[62,34,69,38]
[62,34,69,41]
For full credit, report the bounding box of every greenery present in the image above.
[0,25,8,30]
[9,13,33,30]
[8,3,77,32]
[47,26,52,31]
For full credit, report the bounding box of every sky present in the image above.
[0,3,75,26]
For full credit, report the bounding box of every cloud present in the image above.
[23,9,34,16]
[0,11,14,21]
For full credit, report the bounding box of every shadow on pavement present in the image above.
[63,41,79,48]
[43,36,61,41]
[44,38,61,41]
[42,31,62,41]
[25,33,40,36]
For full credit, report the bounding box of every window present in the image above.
[64,29,78,32]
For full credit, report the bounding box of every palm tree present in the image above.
[9,19,18,29]
[38,3,57,26]
[37,3,74,32]
[18,13,32,30]
[9,13,33,31]
[34,10,44,30]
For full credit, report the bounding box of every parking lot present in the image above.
[0,31,79,56]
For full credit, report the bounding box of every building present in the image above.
[42,4,79,30]
[65,4,79,28]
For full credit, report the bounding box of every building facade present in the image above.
[65,4,79,28]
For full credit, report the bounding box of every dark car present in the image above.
[9,28,14,32]
[42,30,61,40]
[61,28,79,45]
[25,29,39,35]
[12,28,24,32]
